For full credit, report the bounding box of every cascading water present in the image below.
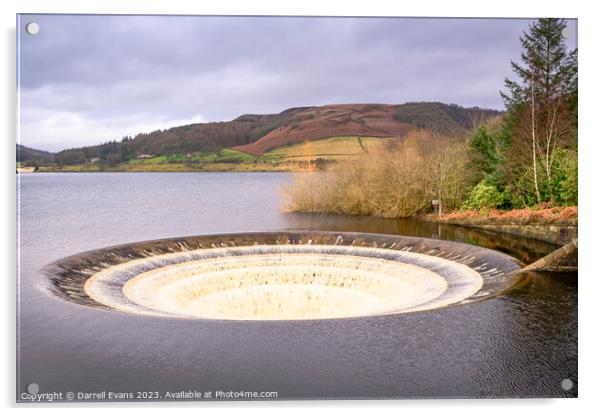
[43,231,524,320]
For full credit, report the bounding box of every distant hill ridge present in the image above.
[17,102,501,164]
[16,144,54,163]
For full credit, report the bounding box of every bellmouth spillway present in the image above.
[43,231,524,320]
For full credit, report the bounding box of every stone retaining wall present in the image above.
[441,223,577,246]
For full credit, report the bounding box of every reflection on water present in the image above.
[284,212,558,266]
[17,172,577,400]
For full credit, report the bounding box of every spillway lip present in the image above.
[41,231,524,321]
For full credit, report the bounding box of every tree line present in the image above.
[49,109,308,167]
[53,121,261,167]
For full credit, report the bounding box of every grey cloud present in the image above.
[17,15,577,151]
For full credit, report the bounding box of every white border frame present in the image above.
[3,1,600,415]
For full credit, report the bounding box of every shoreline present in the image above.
[423,207,578,246]
[27,162,307,173]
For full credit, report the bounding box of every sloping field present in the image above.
[260,136,393,161]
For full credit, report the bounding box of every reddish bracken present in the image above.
[233,104,412,156]
[429,206,577,225]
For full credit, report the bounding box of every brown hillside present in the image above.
[233,104,412,156]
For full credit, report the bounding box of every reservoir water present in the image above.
[17,172,577,400]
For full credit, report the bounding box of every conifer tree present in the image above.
[501,18,577,204]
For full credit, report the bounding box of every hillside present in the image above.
[16,144,55,164]
[233,104,409,156]
[233,103,499,156]
[392,102,500,136]
[21,102,501,169]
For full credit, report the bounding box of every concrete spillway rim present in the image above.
[40,230,525,321]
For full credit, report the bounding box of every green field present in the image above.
[125,149,256,165]
[260,136,393,161]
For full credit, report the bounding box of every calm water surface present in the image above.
[17,172,577,400]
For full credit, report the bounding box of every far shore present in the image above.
[18,162,313,173]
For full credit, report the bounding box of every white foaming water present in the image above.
[84,244,483,320]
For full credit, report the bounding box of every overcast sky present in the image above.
[17,15,577,152]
